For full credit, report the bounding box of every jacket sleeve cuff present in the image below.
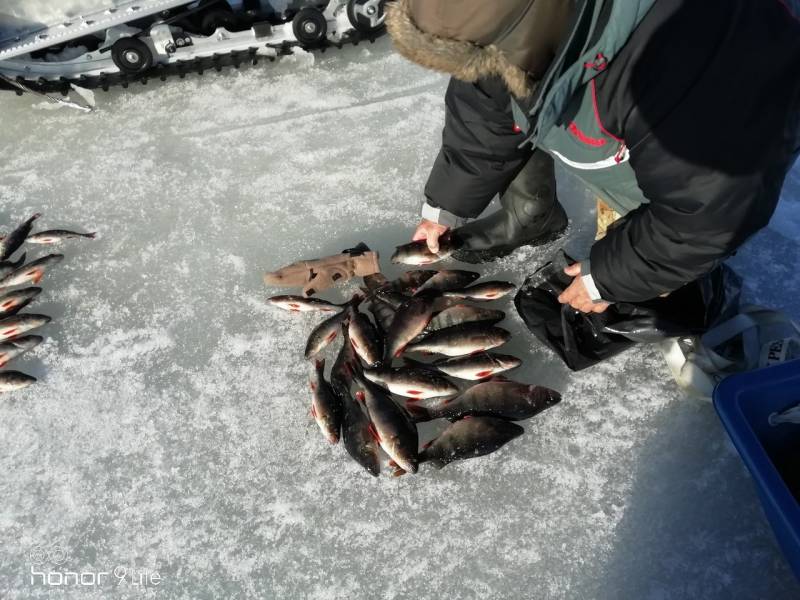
[421,200,466,228]
[581,260,607,303]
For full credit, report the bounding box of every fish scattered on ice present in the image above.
[0,287,42,318]
[426,304,505,333]
[330,350,381,477]
[372,287,408,310]
[304,309,349,360]
[407,380,561,423]
[413,269,480,295]
[0,335,43,368]
[363,365,459,400]
[268,251,562,478]
[348,307,383,367]
[310,359,343,444]
[26,230,97,244]
[268,295,341,313]
[0,370,37,393]
[419,416,525,469]
[392,269,437,294]
[0,254,64,288]
[362,272,390,292]
[383,294,437,360]
[408,352,522,381]
[0,314,51,342]
[443,281,517,301]
[366,299,395,338]
[0,253,27,280]
[353,368,419,474]
[0,213,40,261]
[404,323,512,357]
[0,216,95,396]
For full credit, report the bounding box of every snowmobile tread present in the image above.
[2,31,382,95]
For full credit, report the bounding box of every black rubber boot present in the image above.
[451,150,568,264]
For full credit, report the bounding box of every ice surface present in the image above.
[0,33,799,600]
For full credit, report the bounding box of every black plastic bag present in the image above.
[513,250,742,371]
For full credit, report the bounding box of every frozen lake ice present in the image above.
[0,26,799,600]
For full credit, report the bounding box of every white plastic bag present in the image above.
[661,305,800,400]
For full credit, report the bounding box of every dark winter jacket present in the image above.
[386,0,800,303]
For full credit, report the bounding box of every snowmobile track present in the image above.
[1,30,384,95]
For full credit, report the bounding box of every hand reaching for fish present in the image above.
[558,262,610,314]
[412,219,449,254]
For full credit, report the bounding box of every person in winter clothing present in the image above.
[385,0,800,314]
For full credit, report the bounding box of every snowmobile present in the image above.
[0,0,386,97]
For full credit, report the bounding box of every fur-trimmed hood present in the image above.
[385,0,574,98]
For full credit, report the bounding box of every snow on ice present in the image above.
[0,25,799,600]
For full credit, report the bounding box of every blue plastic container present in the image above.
[714,359,800,581]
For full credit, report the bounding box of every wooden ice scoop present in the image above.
[263,243,380,297]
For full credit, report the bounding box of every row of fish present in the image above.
[0,213,95,392]
[268,256,561,477]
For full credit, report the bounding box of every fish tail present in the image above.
[405,402,433,423]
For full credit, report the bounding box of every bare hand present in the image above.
[558,262,611,314]
[412,219,449,254]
